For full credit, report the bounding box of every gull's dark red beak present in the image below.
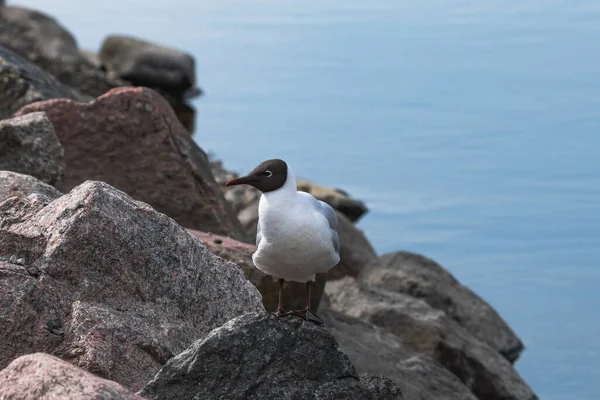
[225,176,254,186]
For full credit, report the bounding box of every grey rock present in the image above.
[360,251,524,362]
[360,374,404,400]
[139,312,375,400]
[326,278,537,400]
[0,170,62,205]
[0,171,62,228]
[0,112,64,186]
[0,353,142,400]
[0,44,84,119]
[0,180,263,391]
[99,35,199,99]
[321,303,477,400]
[331,211,377,280]
[0,6,124,96]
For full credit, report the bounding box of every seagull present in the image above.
[225,159,340,323]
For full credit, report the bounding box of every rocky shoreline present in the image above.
[0,4,537,399]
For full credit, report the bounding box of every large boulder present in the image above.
[0,179,263,391]
[0,353,142,400]
[139,312,392,400]
[187,230,326,312]
[326,278,537,400]
[0,44,84,119]
[99,35,199,101]
[15,87,246,240]
[360,251,524,362]
[0,6,124,96]
[320,303,477,400]
[0,112,64,186]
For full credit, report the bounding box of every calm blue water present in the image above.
[17,1,600,398]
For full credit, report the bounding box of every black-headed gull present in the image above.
[226,159,340,323]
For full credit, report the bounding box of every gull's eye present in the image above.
[264,170,273,177]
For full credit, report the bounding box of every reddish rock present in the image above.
[0,353,143,400]
[0,179,262,391]
[15,87,246,240]
[188,229,326,312]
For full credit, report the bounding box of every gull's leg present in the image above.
[304,281,323,325]
[274,278,286,316]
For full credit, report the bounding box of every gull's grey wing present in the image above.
[318,200,340,254]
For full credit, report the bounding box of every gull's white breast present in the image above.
[252,191,340,282]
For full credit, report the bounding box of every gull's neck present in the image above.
[261,166,297,208]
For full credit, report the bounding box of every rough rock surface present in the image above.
[0,112,64,186]
[0,171,61,205]
[0,6,124,96]
[320,303,477,400]
[187,229,326,312]
[0,180,263,391]
[360,251,524,362]
[326,278,537,400]
[99,35,199,100]
[0,44,84,119]
[0,171,62,231]
[15,87,246,240]
[0,353,142,400]
[297,179,368,222]
[139,312,376,400]
[359,374,404,399]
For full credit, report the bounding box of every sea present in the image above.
[15,1,600,398]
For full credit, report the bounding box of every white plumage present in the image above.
[252,166,340,282]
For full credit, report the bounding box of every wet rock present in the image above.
[187,229,326,312]
[99,35,200,101]
[0,180,263,390]
[0,112,64,186]
[321,303,477,400]
[360,251,524,362]
[15,87,246,240]
[0,45,84,119]
[139,312,375,400]
[0,353,142,400]
[0,6,124,96]
[297,179,368,222]
[326,278,537,400]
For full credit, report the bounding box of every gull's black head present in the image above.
[225,159,288,193]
